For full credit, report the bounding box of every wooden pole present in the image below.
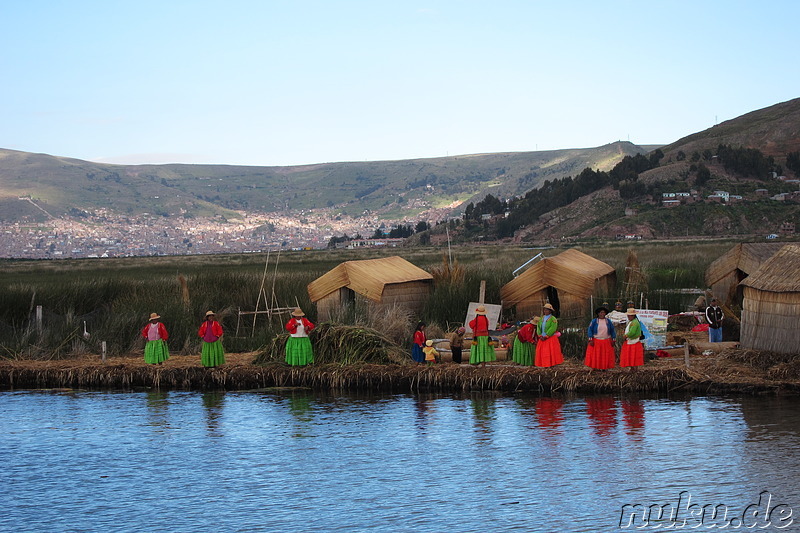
[683,342,690,368]
[101,341,107,363]
[479,280,486,304]
[36,305,42,334]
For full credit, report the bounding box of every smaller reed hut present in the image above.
[308,256,434,321]
[739,244,800,354]
[500,249,616,319]
[705,243,784,306]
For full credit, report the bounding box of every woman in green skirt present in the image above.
[468,305,496,366]
[511,316,537,366]
[198,310,225,367]
[285,308,315,366]
[141,312,169,364]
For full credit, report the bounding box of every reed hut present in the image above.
[308,256,434,321]
[739,244,800,354]
[500,249,616,319]
[705,243,784,306]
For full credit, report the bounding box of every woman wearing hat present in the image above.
[512,316,537,366]
[535,303,563,367]
[468,305,496,366]
[198,310,225,368]
[285,308,315,366]
[585,306,616,370]
[141,312,169,365]
[620,308,644,369]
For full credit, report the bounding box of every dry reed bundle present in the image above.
[255,323,409,366]
[429,254,465,285]
[719,348,800,369]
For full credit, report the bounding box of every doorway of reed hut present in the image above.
[546,287,561,318]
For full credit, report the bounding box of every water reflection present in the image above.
[470,393,499,442]
[535,397,565,436]
[201,391,225,436]
[620,398,645,439]
[3,391,800,533]
[585,396,617,438]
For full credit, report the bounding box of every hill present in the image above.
[445,98,800,244]
[0,142,652,223]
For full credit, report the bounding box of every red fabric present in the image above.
[413,329,426,347]
[198,320,224,338]
[516,323,535,343]
[141,322,168,341]
[692,323,710,332]
[469,315,489,337]
[655,349,670,358]
[285,317,315,334]
[584,338,615,369]
[620,342,644,367]
[535,335,564,367]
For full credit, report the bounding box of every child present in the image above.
[423,339,439,364]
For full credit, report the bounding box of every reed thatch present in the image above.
[739,244,800,354]
[5,355,800,394]
[705,242,784,306]
[500,249,616,319]
[308,256,433,321]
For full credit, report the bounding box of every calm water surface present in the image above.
[2,390,799,532]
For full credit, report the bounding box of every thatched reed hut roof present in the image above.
[501,249,615,306]
[308,256,433,303]
[739,244,800,354]
[705,243,784,287]
[741,244,800,292]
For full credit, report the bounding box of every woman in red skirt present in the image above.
[619,308,644,369]
[535,303,563,368]
[585,306,616,369]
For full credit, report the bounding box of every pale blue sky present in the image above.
[1,0,797,167]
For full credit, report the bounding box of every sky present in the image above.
[1,0,798,167]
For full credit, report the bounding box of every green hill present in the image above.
[0,142,652,222]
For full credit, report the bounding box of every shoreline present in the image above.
[2,352,799,395]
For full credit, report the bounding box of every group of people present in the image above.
[584,305,645,370]
[141,308,316,368]
[413,302,650,371]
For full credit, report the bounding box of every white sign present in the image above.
[464,302,503,335]
[635,309,669,350]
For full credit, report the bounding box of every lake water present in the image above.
[2,390,799,532]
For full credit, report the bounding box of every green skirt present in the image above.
[469,336,496,365]
[201,339,225,367]
[512,336,534,366]
[285,336,314,366]
[144,339,169,364]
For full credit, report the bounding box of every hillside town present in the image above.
[0,208,391,259]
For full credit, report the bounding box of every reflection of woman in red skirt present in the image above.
[619,308,644,369]
[585,306,616,369]
[535,303,563,367]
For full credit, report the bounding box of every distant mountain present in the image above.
[479,98,800,243]
[0,142,653,223]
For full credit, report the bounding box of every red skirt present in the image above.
[535,336,563,368]
[585,338,615,369]
[620,342,644,367]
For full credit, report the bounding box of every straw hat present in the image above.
[543,303,555,311]
[149,313,160,320]
[626,308,637,315]
[531,315,541,324]
[425,339,433,347]
[205,310,216,317]
[292,308,305,317]
[475,305,487,315]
